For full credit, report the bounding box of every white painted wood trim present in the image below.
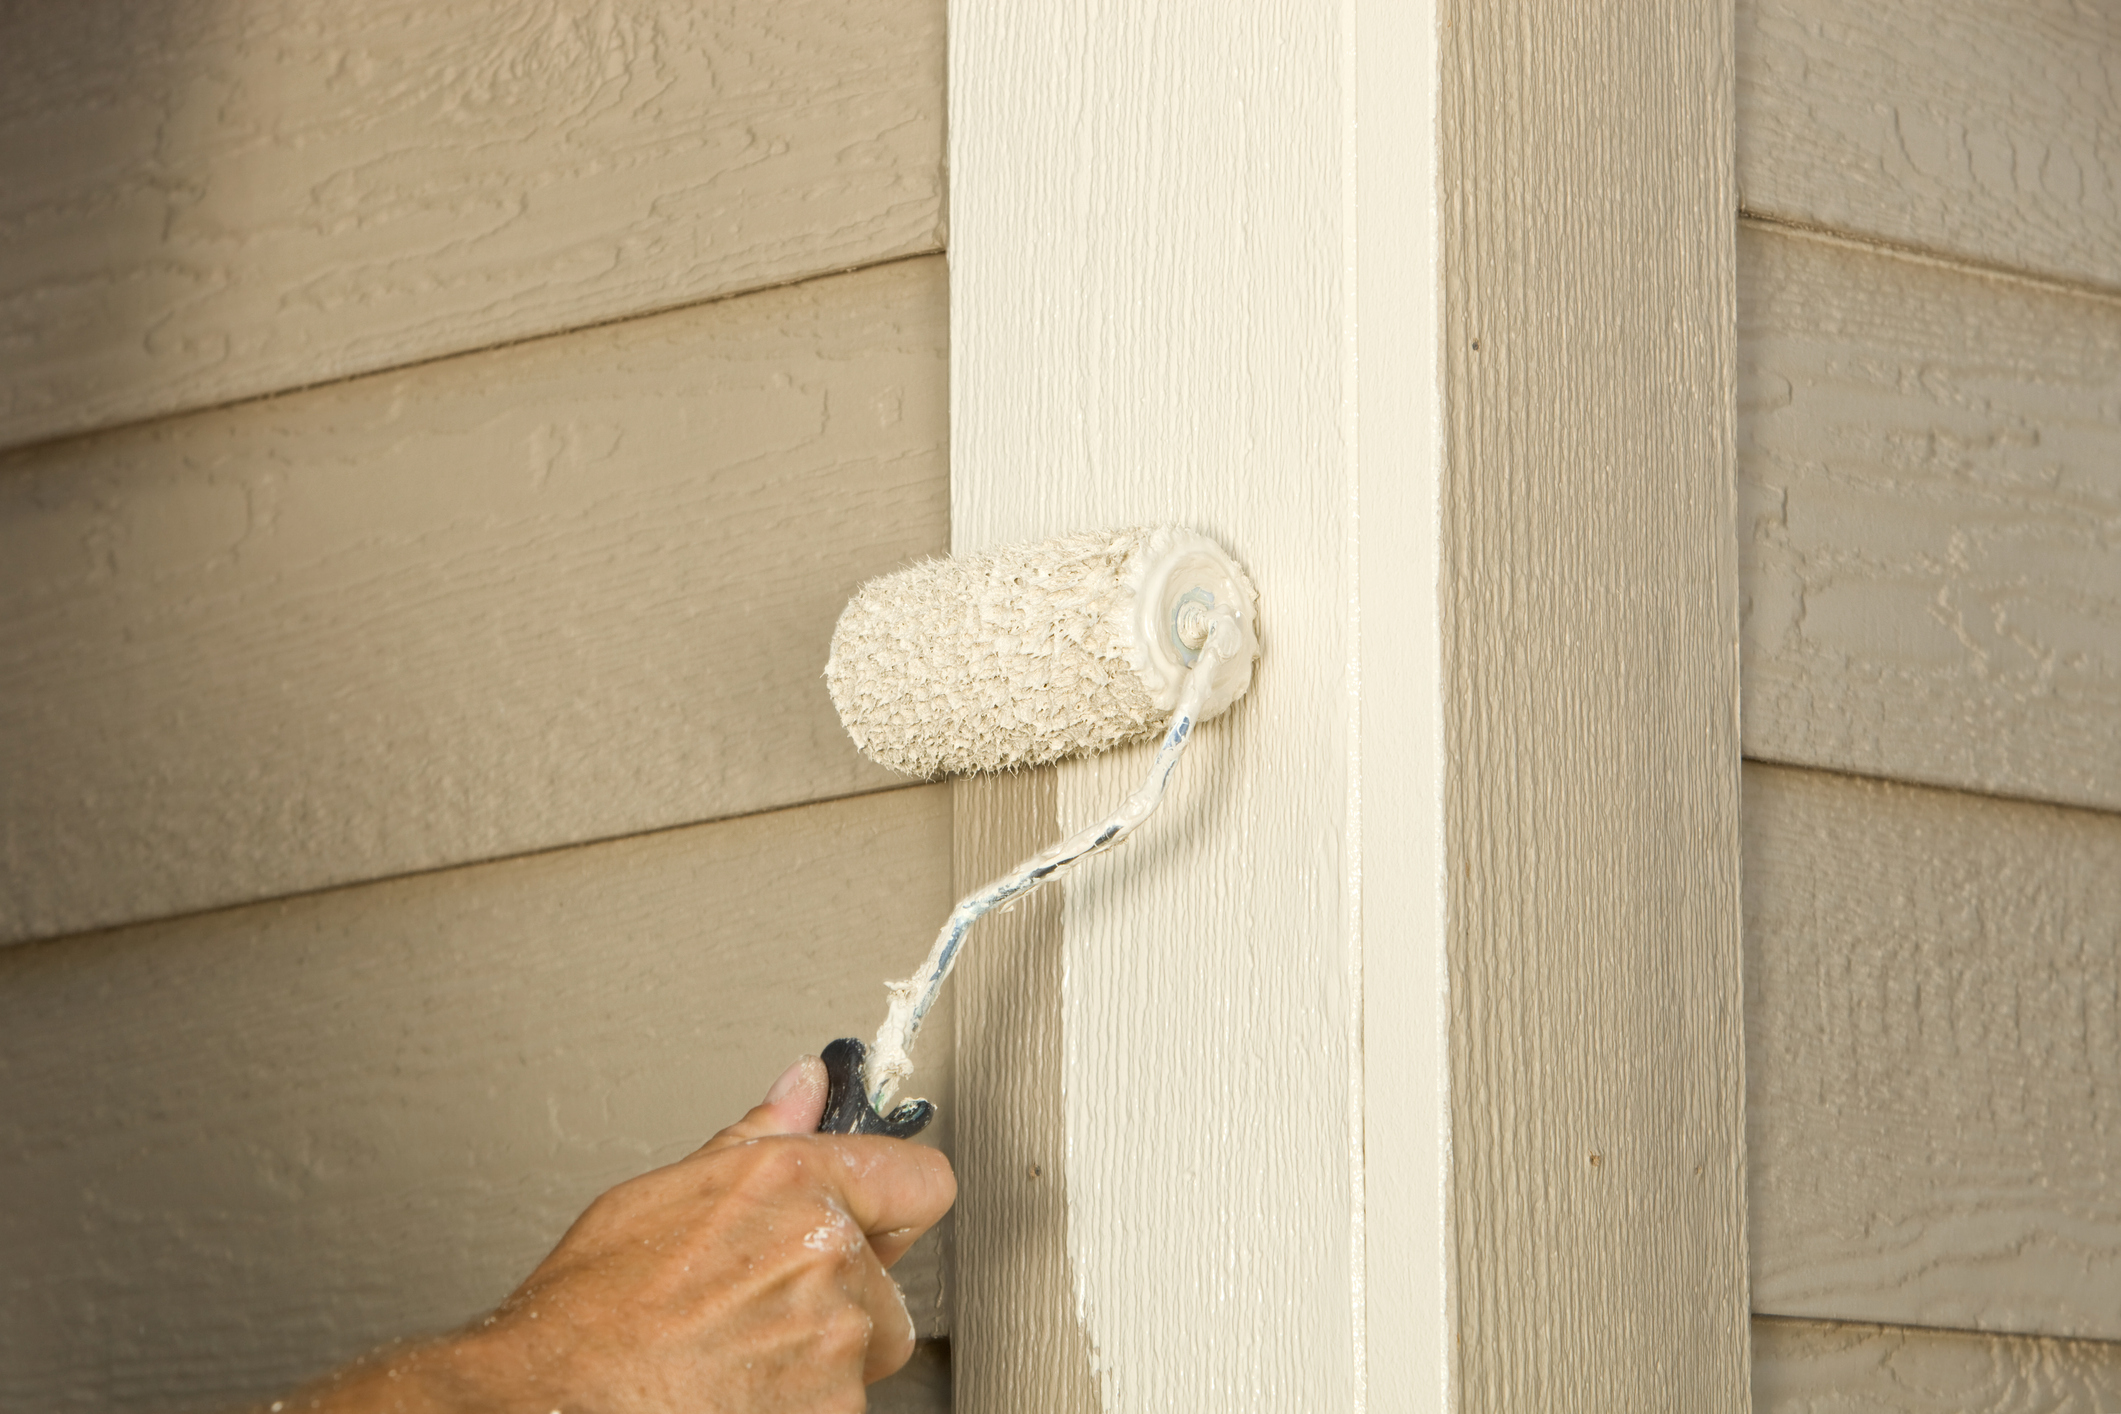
[1355,0,1450,1407]
[948,1,1746,1408]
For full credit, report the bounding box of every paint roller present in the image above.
[813,526,1261,1136]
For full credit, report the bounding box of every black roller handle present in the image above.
[816,1036,935,1138]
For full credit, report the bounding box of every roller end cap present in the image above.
[817,1037,935,1138]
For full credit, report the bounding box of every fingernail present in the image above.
[766,1055,818,1105]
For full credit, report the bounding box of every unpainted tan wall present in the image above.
[1736,0,2121,1399]
[0,4,954,1411]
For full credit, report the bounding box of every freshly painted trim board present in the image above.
[0,788,955,1414]
[0,258,948,945]
[1737,0,2121,293]
[1739,225,2121,812]
[948,0,1746,1407]
[1752,1317,2121,1413]
[950,772,1098,1413]
[0,0,946,451]
[1745,763,2121,1341]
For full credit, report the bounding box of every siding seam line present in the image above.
[1739,754,2121,826]
[3,780,936,953]
[0,246,948,464]
[1752,1312,2121,1355]
[1738,210,2121,309]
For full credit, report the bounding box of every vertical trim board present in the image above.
[950,3,1368,1403]
[1738,0,2121,292]
[950,0,1747,1408]
[1438,2,1748,1407]
[0,258,948,945]
[0,0,947,451]
[1746,763,2121,1340]
[0,788,956,1414]
[1739,224,2121,812]
[1354,0,1450,1406]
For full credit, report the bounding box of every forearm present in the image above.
[246,1323,555,1414]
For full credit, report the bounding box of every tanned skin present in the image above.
[251,1057,954,1414]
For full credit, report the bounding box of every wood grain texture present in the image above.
[951,1,1744,1408]
[1739,224,2121,811]
[0,0,946,452]
[1737,0,2121,292]
[1745,763,2121,1340]
[1438,2,1750,1408]
[951,3,1376,1406]
[951,4,1368,1406]
[949,772,1099,1414]
[0,787,956,1414]
[1753,1317,2121,1413]
[0,257,948,946]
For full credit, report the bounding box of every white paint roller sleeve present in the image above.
[824,525,1261,778]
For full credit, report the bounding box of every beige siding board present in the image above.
[1753,1318,2121,1413]
[0,787,955,1414]
[1739,224,2121,811]
[0,257,948,945]
[1737,0,2121,291]
[0,0,945,452]
[1745,763,2121,1340]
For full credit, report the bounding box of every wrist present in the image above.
[263,1323,565,1414]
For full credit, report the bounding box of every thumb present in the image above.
[698,1054,829,1152]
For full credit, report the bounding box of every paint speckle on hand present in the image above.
[802,1204,856,1255]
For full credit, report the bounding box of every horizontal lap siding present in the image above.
[1738,0,2121,292]
[0,787,955,1414]
[0,0,946,452]
[0,257,949,945]
[0,7,956,1412]
[1739,224,2121,812]
[1753,1317,2121,1413]
[1745,763,2121,1340]
[1738,0,2121,1363]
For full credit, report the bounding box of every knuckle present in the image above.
[574,1175,647,1230]
[724,1137,813,1197]
[816,1302,874,1363]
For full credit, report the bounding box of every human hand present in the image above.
[267,1056,955,1414]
